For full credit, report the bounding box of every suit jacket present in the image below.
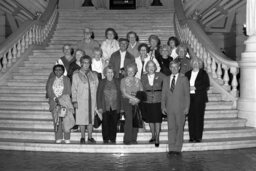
[161,74,190,114]
[185,69,210,102]
[109,50,135,78]
[141,72,165,103]
[96,78,122,113]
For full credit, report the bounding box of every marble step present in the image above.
[0,87,45,94]
[0,127,255,142]
[0,137,256,153]
[0,109,237,120]
[23,63,56,67]
[13,75,49,80]
[53,29,173,34]
[0,118,246,130]
[0,93,222,102]
[0,109,50,119]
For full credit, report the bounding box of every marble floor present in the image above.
[1,148,256,171]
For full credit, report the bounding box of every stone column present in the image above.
[238,0,256,127]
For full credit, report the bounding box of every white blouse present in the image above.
[52,76,64,98]
[148,74,155,86]
[91,58,104,74]
[101,39,119,62]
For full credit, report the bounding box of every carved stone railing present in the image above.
[174,0,239,108]
[0,0,58,75]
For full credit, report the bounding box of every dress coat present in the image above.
[72,70,99,125]
[109,50,135,78]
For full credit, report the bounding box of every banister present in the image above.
[0,0,58,75]
[174,0,239,106]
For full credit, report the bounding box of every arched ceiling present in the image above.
[183,0,245,32]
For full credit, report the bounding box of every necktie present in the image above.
[170,75,176,92]
[141,60,145,77]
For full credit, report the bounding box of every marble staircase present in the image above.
[0,8,256,153]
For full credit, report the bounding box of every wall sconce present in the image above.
[243,24,248,36]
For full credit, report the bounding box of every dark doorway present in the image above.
[110,0,136,9]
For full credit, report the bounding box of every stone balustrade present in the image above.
[0,1,58,75]
[174,0,239,107]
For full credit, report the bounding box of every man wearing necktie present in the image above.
[161,61,190,155]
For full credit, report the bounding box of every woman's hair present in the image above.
[53,64,65,73]
[103,65,115,77]
[75,48,85,56]
[138,43,149,53]
[160,44,171,54]
[176,44,188,56]
[105,28,118,40]
[148,34,161,47]
[145,60,157,73]
[93,47,103,56]
[167,36,180,47]
[125,63,138,74]
[126,31,139,42]
[80,55,92,64]
[190,57,203,69]
[62,44,74,55]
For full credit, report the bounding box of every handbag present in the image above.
[132,105,143,128]
[93,112,102,128]
[58,106,67,118]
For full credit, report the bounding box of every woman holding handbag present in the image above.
[72,55,99,144]
[120,63,143,144]
[97,66,122,143]
[47,64,74,144]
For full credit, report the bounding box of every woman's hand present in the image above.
[129,97,140,105]
[54,97,60,105]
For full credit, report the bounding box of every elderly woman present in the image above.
[72,55,99,144]
[141,60,165,147]
[135,43,160,79]
[121,63,143,144]
[167,36,180,60]
[76,27,100,58]
[47,64,74,144]
[148,35,161,65]
[185,58,210,143]
[97,66,122,143]
[67,49,85,82]
[91,47,106,80]
[101,28,120,64]
[158,44,173,76]
[174,45,191,74]
[127,31,140,58]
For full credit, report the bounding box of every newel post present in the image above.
[238,0,256,127]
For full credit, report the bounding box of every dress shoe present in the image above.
[55,139,62,144]
[189,139,195,143]
[110,140,116,144]
[80,138,85,144]
[195,139,202,143]
[149,138,156,143]
[103,140,109,144]
[88,138,96,144]
[64,139,71,144]
[168,151,175,155]
[155,143,159,147]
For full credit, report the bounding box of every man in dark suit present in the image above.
[161,60,190,155]
[109,38,135,78]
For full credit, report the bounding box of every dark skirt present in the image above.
[143,102,162,123]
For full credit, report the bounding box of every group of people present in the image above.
[46,27,210,155]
